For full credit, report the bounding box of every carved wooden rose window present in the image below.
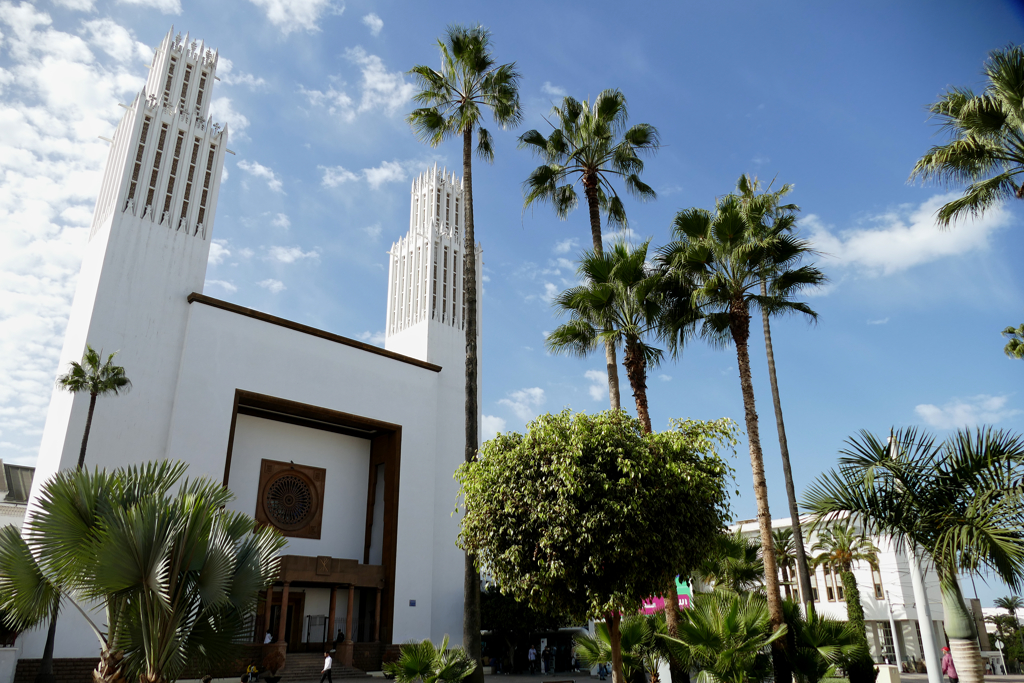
[256,459,326,539]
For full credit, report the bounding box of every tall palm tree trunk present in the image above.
[758,282,814,613]
[461,126,484,683]
[622,339,651,433]
[839,568,874,683]
[77,392,98,470]
[583,178,621,411]
[729,299,790,683]
[940,572,986,683]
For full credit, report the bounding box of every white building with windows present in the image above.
[15,27,481,682]
[733,517,995,672]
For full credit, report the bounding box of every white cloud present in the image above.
[117,0,182,14]
[363,223,382,240]
[364,160,407,189]
[247,0,342,35]
[658,374,672,382]
[237,159,283,193]
[210,97,250,141]
[541,81,566,98]
[217,58,267,90]
[803,193,1012,277]
[205,279,238,293]
[81,19,152,64]
[320,165,360,187]
[867,317,889,325]
[356,330,385,346]
[301,48,412,122]
[553,238,578,255]
[499,387,546,421]
[258,278,286,293]
[0,5,154,465]
[362,12,383,36]
[53,0,96,10]
[320,158,438,189]
[584,370,606,401]
[208,240,231,265]
[482,415,507,441]
[267,245,319,263]
[271,213,290,229]
[541,282,558,302]
[914,394,1021,430]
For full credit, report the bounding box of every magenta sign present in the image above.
[640,579,692,615]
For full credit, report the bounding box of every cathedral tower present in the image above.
[384,166,482,370]
[33,28,229,485]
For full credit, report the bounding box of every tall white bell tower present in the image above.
[384,166,482,370]
[33,27,229,485]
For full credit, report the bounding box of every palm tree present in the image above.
[55,345,131,470]
[693,529,765,595]
[809,520,878,683]
[575,614,667,683]
[1003,323,1024,359]
[407,25,521,679]
[0,461,284,683]
[658,194,826,683]
[520,89,660,411]
[659,591,787,683]
[384,635,478,683]
[773,528,797,600]
[781,599,868,683]
[803,426,1024,683]
[735,174,816,614]
[994,596,1023,627]
[909,44,1024,228]
[547,240,664,433]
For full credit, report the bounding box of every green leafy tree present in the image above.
[660,591,786,683]
[909,44,1024,228]
[735,174,816,613]
[0,461,284,683]
[693,530,765,595]
[457,410,735,683]
[520,89,660,411]
[781,599,869,683]
[407,25,521,680]
[480,587,564,673]
[658,193,826,683]
[995,596,1023,625]
[809,520,879,683]
[55,345,132,470]
[384,636,478,683]
[1003,323,1024,359]
[547,240,665,432]
[803,426,1024,683]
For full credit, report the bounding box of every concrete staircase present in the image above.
[277,653,366,681]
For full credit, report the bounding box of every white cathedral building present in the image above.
[15,28,480,679]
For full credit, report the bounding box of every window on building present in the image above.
[873,566,884,600]
[824,568,836,602]
[810,573,819,602]
[879,622,895,661]
[915,622,924,655]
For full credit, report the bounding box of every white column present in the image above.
[909,546,942,683]
[887,593,903,664]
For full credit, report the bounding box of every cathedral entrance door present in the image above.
[268,592,305,651]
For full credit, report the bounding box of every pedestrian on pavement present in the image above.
[321,651,333,683]
[528,645,537,675]
[941,647,958,683]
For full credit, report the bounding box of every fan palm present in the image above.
[575,614,667,683]
[735,174,816,613]
[659,591,787,683]
[658,194,826,683]
[547,240,664,433]
[407,25,521,679]
[909,44,1024,228]
[994,596,1023,626]
[803,426,1024,683]
[781,599,868,683]
[693,530,764,596]
[384,635,478,683]
[520,89,660,411]
[1003,323,1024,359]
[55,345,132,470]
[0,462,284,683]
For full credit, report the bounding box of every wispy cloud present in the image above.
[246,0,343,35]
[356,330,385,346]
[541,81,567,98]
[584,370,606,401]
[205,279,238,293]
[553,238,578,255]
[362,12,383,36]
[271,213,290,229]
[914,394,1021,430]
[867,317,889,325]
[217,58,267,90]
[258,278,286,293]
[300,47,413,122]
[499,387,546,421]
[363,223,382,240]
[482,415,507,440]
[237,160,283,193]
[320,157,439,189]
[208,240,231,265]
[210,97,250,141]
[267,245,319,263]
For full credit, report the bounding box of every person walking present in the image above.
[941,647,958,683]
[321,651,333,683]
[528,645,537,675]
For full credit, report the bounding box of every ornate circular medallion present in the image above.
[264,472,316,530]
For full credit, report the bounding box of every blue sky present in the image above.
[2,0,1023,601]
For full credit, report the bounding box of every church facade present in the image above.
[21,28,479,672]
